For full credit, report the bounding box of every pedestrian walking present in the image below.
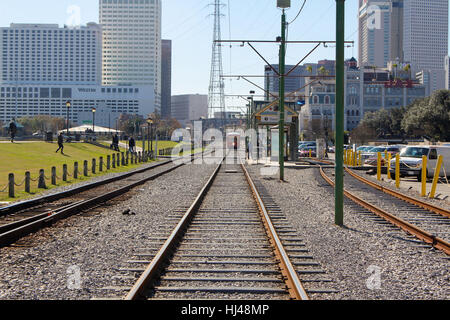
[56,133,64,154]
[129,136,136,154]
[113,134,120,151]
[8,119,17,143]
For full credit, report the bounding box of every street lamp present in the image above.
[65,101,71,137]
[147,116,154,157]
[92,107,96,135]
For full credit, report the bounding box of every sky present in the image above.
[0,0,374,110]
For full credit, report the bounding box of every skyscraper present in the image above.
[99,0,161,112]
[403,0,448,92]
[358,0,404,68]
[161,39,172,119]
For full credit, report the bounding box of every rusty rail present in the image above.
[319,166,450,256]
[241,163,309,300]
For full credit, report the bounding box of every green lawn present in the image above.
[0,142,152,203]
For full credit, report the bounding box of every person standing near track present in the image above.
[56,132,64,154]
[128,136,136,154]
[112,133,120,151]
[8,119,17,143]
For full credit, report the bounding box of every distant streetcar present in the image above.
[226,132,240,150]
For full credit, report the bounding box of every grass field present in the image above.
[0,141,152,203]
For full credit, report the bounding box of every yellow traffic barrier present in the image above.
[309,150,312,158]
[358,151,362,167]
[421,155,427,197]
[377,152,382,180]
[395,154,400,188]
[429,155,443,199]
[353,150,357,167]
[387,153,392,180]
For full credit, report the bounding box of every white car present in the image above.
[389,145,450,181]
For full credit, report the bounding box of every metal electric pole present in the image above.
[278,8,287,181]
[335,0,345,226]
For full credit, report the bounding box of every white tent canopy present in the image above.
[58,125,122,134]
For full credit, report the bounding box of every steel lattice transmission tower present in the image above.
[208,0,226,129]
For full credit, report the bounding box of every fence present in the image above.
[1,150,154,199]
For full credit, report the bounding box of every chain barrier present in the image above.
[399,160,421,170]
[441,163,449,185]
[14,178,26,187]
[4,151,133,195]
[0,184,8,193]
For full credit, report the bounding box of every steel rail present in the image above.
[319,166,450,255]
[344,167,450,219]
[125,157,225,300]
[0,159,173,217]
[241,163,309,300]
[0,153,206,248]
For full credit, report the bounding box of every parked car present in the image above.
[363,145,403,167]
[357,145,375,152]
[299,146,317,157]
[299,141,316,152]
[359,146,386,162]
[389,145,450,181]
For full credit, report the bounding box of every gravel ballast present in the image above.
[246,164,449,300]
[0,162,217,300]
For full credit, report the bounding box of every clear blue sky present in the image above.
[0,1,377,109]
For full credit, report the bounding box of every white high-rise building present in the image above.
[99,0,161,113]
[0,23,102,85]
[403,0,449,92]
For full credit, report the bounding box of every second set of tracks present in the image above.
[318,164,450,256]
[0,154,199,248]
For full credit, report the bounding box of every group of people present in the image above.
[111,134,137,154]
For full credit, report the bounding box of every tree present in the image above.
[18,115,66,135]
[350,122,377,145]
[318,66,329,76]
[359,108,392,138]
[402,90,450,141]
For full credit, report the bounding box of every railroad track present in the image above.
[100,153,336,300]
[0,153,204,248]
[319,166,450,256]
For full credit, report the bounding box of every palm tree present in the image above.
[392,63,398,79]
[318,66,329,76]
[403,64,411,79]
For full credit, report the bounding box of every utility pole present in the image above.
[335,0,345,226]
[278,8,287,181]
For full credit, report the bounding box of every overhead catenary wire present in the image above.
[288,0,307,25]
